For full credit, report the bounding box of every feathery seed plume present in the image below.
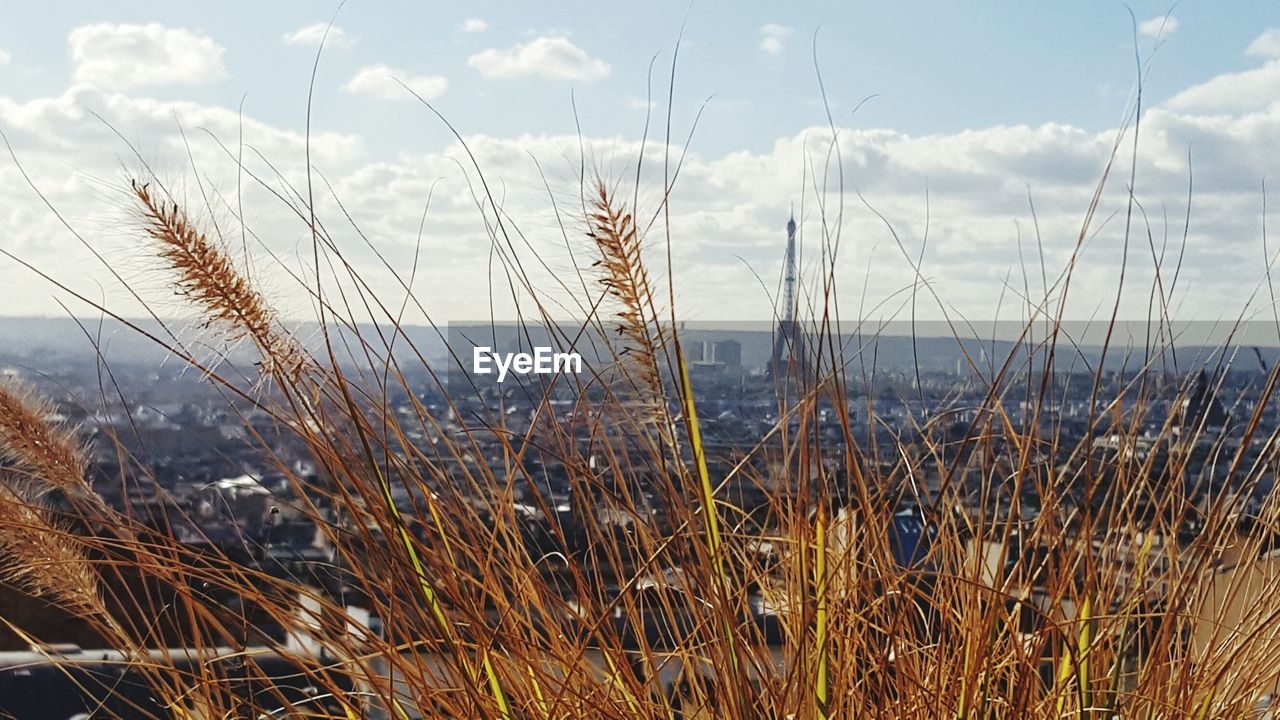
[132,180,308,382]
[0,377,87,495]
[0,482,105,620]
[587,182,666,405]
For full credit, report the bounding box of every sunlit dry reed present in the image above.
[0,481,104,621]
[0,377,87,496]
[587,181,667,409]
[131,180,308,382]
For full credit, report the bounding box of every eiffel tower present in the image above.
[767,212,805,379]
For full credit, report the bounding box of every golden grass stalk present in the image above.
[673,342,750,715]
[587,181,667,411]
[0,481,105,622]
[132,183,514,717]
[0,377,87,495]
[131,180,308,382]
[376,450,514,719]
[813,504,830,720]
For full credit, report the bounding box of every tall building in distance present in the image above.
[768,212,805,379]
[690,339,742,380]
[694,339,742,367]
[712,340,742,369]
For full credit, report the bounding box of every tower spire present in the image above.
[782,210,797,326]
[769,209,804,380]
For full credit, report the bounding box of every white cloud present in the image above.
[460,18,489,34]
[344,64,448,100]
[0,48,10,67]
[760,24,792,56]
[0,85,366,319]
[1247,29,1280,58]
[282,22,354,50]
[468,36,609,81]
[1138,15,1178,40]
[7,29,1280,325]
[68,23,226,91]
[1164,60,1280,114]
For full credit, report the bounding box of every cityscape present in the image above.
[2,290,1279,715]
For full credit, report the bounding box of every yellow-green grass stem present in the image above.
[675,344,743,688]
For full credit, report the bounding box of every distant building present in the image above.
[712,340,742,369]
[1179,369,1227,433]
[698,341,716,364]
[689,339,743,381]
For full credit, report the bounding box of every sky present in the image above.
[2,1,1280,329]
